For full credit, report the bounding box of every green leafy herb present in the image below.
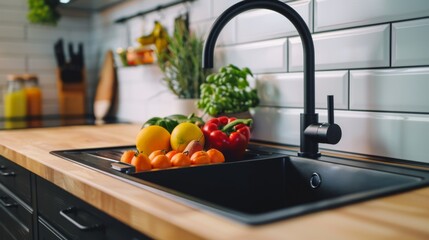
[157,21,207,99]
[27,0,61,25]
[197,64,259,116]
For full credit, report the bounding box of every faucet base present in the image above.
[297,151,321,159]
[299,113,320,158]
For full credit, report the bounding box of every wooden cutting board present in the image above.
[93,50,116,122]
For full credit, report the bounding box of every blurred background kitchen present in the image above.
[0,0,428,164]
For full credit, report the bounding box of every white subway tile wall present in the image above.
[196,0,429,163]
[0,25,25,39]
[256,71,348,109]
[212,0,241,17]
[326,111,429,164]
[236,0,312,43]
[191,18,236,46]
[0,57,26,71]
[0,8,27,24]
[1,0,428,163]
[392,18,429,67]
[215,39,287,73]
[251,107,302,146]
[314,0,429,32]
[350,68,429,113]
[0,0,93,117]
[189,0,212,22]
[288,24,391,71]
[0,0,27,7]
[252,108,429,163]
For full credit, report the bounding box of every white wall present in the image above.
[0,0,93,116]
[0,0,428,164]
[110,0,429,164]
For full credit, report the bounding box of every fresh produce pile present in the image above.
[202,116,252,160]
[142,113,204,133]
[121,114,252,172]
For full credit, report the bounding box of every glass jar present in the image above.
[3,74,27,129]
[23,74,42,127]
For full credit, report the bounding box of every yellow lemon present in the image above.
[136,125,171,155]
[170,122,205,152]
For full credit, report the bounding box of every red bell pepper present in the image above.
[202,116,253,161]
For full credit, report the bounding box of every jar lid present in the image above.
[7,74,23,81]
[22,74,38,81]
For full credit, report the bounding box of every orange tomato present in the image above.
[207,149,225,163]
[148,149,166,161]
[151,155,171,169]
[165,150,179,161]
[171,152,191,167]
[190,151,210,165]
[120,150,136,164]
[131,152,151,172]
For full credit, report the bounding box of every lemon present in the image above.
[170,122,205,152]
[136,125,171,155]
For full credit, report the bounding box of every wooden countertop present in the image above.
[1,124,428,239]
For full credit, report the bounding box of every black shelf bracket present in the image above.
[115,0,196,24]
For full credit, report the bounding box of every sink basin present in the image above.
[52,144,429,225]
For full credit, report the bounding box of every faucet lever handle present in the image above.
[327,95,334,124]
[303,94,341,144]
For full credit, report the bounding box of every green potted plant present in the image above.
[197,64,259,117]
[27,0,61,25]
[157,20,207,99]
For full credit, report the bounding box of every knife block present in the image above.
[56,68,86,116]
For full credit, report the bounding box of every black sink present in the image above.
[51,144,429,225]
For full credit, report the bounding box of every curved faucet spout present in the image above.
[202,0,315,115]
[203,0,342,158]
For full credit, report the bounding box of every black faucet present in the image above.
[202,0,342,158]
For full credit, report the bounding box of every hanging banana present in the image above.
[137,21,169,53]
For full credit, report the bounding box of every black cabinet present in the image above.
[0,156,34,240]
[0,156,32,205]
[38,218,67,240]
[0,200,31,240]
[0,186,32,230]
[36,176,150,240]
[0,156,150,240]
[0,203,31,240]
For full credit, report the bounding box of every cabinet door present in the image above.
[0,225,18,240]
[0,184,32,229]
[0,156,32,204]
[37,176,150,240]
[38,218,67,240]
[0,202,31,240]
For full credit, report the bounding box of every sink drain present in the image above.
[310,172,322,189]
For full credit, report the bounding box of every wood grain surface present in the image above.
[93,50,116,121]
[0,124,428,240]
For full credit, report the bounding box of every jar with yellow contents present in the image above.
[3,74,27,129]
[23,74,42,127]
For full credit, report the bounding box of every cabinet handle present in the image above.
[0,169,15,177]
[59,207,103,231]
[0,196,18,208]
